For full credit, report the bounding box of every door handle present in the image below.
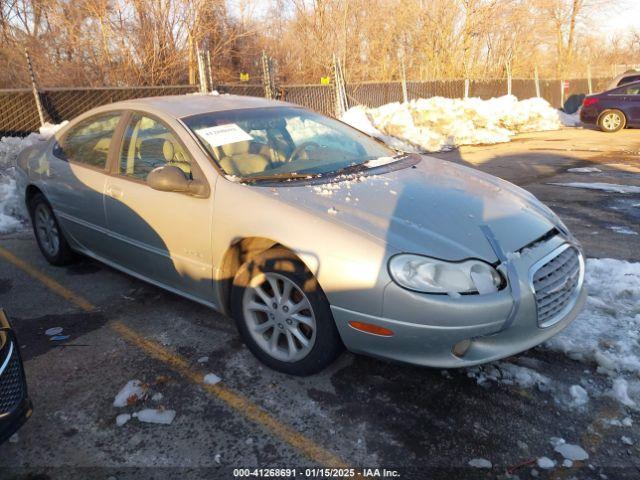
[106,185,124,199]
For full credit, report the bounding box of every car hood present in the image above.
[260,156,561,263]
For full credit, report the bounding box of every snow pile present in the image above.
[342,95,574,153]
[0,122,66,234]
[558,110,581,127]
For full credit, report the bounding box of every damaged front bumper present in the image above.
[331,234,587,368]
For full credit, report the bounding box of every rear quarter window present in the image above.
[618,75,640,86]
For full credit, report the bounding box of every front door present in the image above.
[103,113,215,303]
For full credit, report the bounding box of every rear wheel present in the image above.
[231,247,343,375]
[598,109,626,132]
[29,193,75,266]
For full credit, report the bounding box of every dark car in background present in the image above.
[606,70,640,91]
[0,309,32,444]
[580,80,640,132]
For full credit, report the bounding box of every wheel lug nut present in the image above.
[286,318,293,325]
[282,306,289,312]
[272,303,278,309]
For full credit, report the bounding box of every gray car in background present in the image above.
[16,95,586,375]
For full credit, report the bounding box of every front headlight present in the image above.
[388,254,502,295]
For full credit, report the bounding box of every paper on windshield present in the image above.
[195,123,253,148]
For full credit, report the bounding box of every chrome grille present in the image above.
[0,341,25,414]
[532,246,582,327]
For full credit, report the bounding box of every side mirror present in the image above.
[147,165,190,193]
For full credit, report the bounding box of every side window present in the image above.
[119,114,193,181]
[56,113,121,169]
[625,84,640,95]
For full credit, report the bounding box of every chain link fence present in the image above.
[1,77,613,136]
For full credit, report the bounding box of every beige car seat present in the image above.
[137,138,192,177]
[219,141,270,176]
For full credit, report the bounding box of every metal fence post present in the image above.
[196,46,208,94]
[24,48,45,128]
[534,66,540,98]
[206,51,214,93]
[587,65,592,95]
[333,54,348,117]
[400,55,408,103]
[560,79,565,108]
[506,62,512,96]
[464,78,470,98]
[262,51,273,100]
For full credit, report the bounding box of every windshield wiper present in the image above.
[327,153,409,177]
[240,172,322,183]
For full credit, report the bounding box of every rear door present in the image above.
[622,84,640,124]
[103,112,215,302]
[45,112,123,257]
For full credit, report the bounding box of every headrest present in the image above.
[221,141,250,157]
[139,138,175,162]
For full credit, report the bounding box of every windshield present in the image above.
[182,106,396,180]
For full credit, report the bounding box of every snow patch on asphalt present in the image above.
[545,258,640,408]
[133,408,176,425]
[203,373,221,385]
[468,458,492,469]
[342,95,573,153]
[113,380,146,407]
[116,413,131,427]
[549,182,640,194]
[467,361,551,390]
[608,225,638,235]
[467,258,640,410]
[567,167,601,173]
[536,456,556,469]
[554,442,589,461]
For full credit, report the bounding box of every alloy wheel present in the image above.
[602,112,621,131]
[34,204,60,257]
[242,272,317,362]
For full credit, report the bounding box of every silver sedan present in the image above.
[16,95,587,375]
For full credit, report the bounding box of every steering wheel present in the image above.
[287,141,321,163]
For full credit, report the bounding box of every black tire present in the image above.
[598,109,626,133]
[28,193,75,266]
[231,247,343,375]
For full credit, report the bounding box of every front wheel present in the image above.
[231,248,343,375]
[598,109,626,133]
[28,193,75,266]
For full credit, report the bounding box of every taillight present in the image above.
[583,97,599,107]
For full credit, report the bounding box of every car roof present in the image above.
[106,94,300,119]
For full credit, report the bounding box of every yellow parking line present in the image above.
[0,245,347,468]
[0,247,95,312]
[111,321,346,468]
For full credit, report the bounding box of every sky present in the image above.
[603,2,640,33]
